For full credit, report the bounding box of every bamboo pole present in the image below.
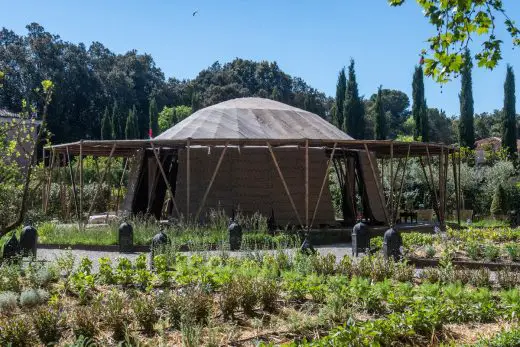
[195,143,229,221]
[186,139,191,219]
[305,139,309,230]
[395,144,411,224]
[311,143,337,228]
[364,144,389,226]
[66,146,80,230]
[87,143,117,219]
[267,142,304,229]
[150,143,180,218]
[79,140,83,230]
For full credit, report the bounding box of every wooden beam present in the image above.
[87,143,117,219]
[150,142,180,218]
[44,149,56,213]
[311,143,337,228]
[195,143,229,221]
[305,139,309,230]
[395,144,411,224]
[363,144,389,226]
[267,142,304,229]
[66,146,80,230]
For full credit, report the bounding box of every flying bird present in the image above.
[192,10,198,16]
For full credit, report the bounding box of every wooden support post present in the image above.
[87,143,117,219]
[195,143,229,221]
[267,142,304,229]
[424,145,441,223]
[66,146,80,230]
[389,143,394,219]
[186,139,191,219]
[439,147,445,228]
[311,143,337,228]
[305,139,309,230]
[364,144,390,226]
[44,149,56,213]
[42,148,46,210]
[457,149,462,225]
[115,158,129,216]
[395,144,411,224]
[150,143,180,218]
[79,140,83,230]
[381,158,384,192]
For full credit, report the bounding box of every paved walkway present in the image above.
[37,244,354,271]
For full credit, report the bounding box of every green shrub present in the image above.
[72,306,98,340]
[104,290,129,341]
[219,280,240,320]
[469,268,491,287]
[164,293,182,330]
[180,287,212,325]
[490,183,508,216]
[483,243,501,262]
[258,278,280,312]
[0,263,21,292]
[425,245,436,258]
[32,305,64,345]
[465,241,482,260]
[420,267,440,283]
[504,243,520,261]
[497,268,519,289]
[237,277,258,316]
[0,291,18,312]
[0,315,34,347]
[132,295,160,336]
[19,288,49,307]
[474,328,520,347]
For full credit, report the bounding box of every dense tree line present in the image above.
[0,24,332,144]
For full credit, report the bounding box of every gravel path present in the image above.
[36,244,354,271]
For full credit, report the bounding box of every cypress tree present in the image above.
[149,98,159,138]
[459,50,475,148]
[502,65,517,158]
[125,106,139,139]
[335,68,347,129]
[374,86,387,140]
[490,183,507,217]
[111,100,121,139]
[101,106,112,140]
[412,66,425,140]
[344,59,365,138]
[420,100,429,142]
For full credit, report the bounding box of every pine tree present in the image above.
[101,106,112,140]
[374,86,387,140]
[335,68,347,129]
[125,106,139,139]
[459,50,475,148]
[149,98,159,138]
[344,59,365,138]
[412,66,425,140]
[421,100,429,142]
[502,65,517,158]
[111,100,121,139]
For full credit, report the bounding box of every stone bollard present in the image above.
[351,221,370,257]
[20,222,38,257]
[228,218,243,251]
[2,233,20,260]
[118,221,134,253]
[150,230,169,269]
[383,228,402,261]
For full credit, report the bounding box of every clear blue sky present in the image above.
[1,0,519,116]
